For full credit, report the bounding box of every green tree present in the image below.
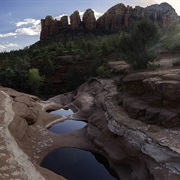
[40,50,54,75]
[120,19,160,69]
[28,68,44,95]
[0,57,30,91]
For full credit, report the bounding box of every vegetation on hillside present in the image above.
[0,19,179,97]
[159,22,180,51]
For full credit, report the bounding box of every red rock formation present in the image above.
[124,5,132,28]
[97,2,179,30]
[83,9,96,31]
[70,10,81,29]
[60,15,68,28]
[97,3,126,30]
[40,16,58,40]
[40,2,179,40]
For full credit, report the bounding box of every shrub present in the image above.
[28,68,44,95]
[172,58,180,66]
[96,65,109,77]
[147,63,160,70]
[120,19,160,70]
[65,67,86,91]
[159,23,180,51]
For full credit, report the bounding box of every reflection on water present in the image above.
[48,120,87,134]
[49,108,86,134]
[41,147,117,180]
[50,108,74,116]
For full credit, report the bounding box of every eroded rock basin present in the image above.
[41,147,117,180]
[44,108,116,179]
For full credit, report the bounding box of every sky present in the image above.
[0,0,179,52]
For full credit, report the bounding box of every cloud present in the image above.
[79,10,102,20]
[15,24,41,36]
[14,18,41,36]
[54,10,102,22]
[0,18,41,38]
[0,32,17,38]
[15,18,40,27]
[94,10,103,19]
[0,43,20,51]
[54,14,68,20]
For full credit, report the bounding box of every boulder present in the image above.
[158,110,180,128]
[145,107,160,124]
[14,95,33,107]
[13,102,30,119]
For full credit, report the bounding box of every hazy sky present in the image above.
[0,0,179,52]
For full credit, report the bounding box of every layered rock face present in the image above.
[40,2,179,40]
[122,68,180,128]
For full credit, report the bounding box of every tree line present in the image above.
[0,19,179,97]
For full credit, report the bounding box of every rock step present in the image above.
[119,93,180,128]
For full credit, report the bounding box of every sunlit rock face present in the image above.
[40,2,179,40]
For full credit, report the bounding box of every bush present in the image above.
[160,23,180,51]
[0,57,30,91]
[28,68,44,95]
[96,65,109,77]
[172,58,180,66]
[65,67,86,91]
[147,63,160,70]
[120,19,160,70]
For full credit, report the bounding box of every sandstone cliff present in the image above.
[40,2,179,40]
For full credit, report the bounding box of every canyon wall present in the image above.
[40,2,179,40]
